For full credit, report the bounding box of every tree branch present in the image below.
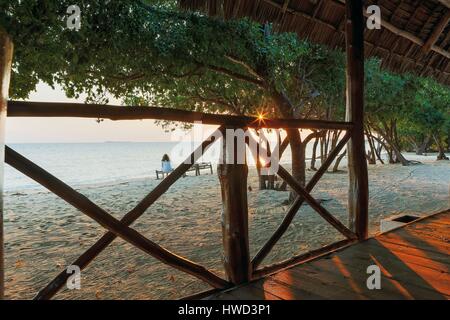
[199,62,266,88]
[225,55,264,82]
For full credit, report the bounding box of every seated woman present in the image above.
[161,154,173,178]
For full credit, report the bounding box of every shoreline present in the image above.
[5,151,446,194]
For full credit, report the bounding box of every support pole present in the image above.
[0,29,13,300]
[218,127,251,284]
[345,0,369,240]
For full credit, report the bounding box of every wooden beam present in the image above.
[277,165,357,240]
[262,0,450,59]
[253,239,355,279]
[0,29,13,300]
[366,4,450,58]
[5,146,229,289]
[345,0,369,240]
[333,0,450,60]
[218,127,251,284]
[7,101,354,131]
[34,127,223,299]
[281,0,290,14]
[422,9,450,54]
[437,0,450,8]
[313,0,324,18]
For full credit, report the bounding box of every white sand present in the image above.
[3,154,449,299]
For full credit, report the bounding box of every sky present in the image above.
[6,82,216,143]
[6,82,311,145]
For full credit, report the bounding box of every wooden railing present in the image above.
[0,2,368,299]
[7,101,354,130]
[2,100,364,299]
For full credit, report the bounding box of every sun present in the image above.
[256,111,268,125]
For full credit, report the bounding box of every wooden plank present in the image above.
[427,212,450,225]
[204,291,238,300]
[378,229,450,255]
[345,0,369,240]
[363,240,449,273]
[7,100,354,130]
[253,239,355,279]
[251,277,323,300]
[208,284,281,300]
[0,29,13,300]
[405,227,449,245]
[423,217,450,226]
[376,238,449,267]
[289,263,418,300]
[304,256,447,300]
[422,10,450,54]
[34,128,223,299]
[405,220,450,238]
[226,285,281,300]
[271,267,368,299]
[308,242,450,297]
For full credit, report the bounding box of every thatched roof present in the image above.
[180,0,450,86]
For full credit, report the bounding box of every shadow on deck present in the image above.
[206,210,450,300]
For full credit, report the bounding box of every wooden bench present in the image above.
[156,162,213,180]
[195,162,214,175]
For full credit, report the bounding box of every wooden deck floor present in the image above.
[207,210,450,300]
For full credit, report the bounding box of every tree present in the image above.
[403,78,450,160]
[364,59,412,165]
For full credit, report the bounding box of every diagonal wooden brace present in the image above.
[252,131,352,268]
[33,127,224,299]
[276,165,357,241]
[5,145,229,293]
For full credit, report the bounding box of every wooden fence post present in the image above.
[345,0,369,240]
[0,29,13,300]
[218,127,251,284]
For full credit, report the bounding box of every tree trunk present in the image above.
[271,90,306,200]
[392,145,410,165]
[365,130,377,165]
[320,135,325,163]
[377,124,410,166]
[324,131,330,159]
[434,135,449,160]
[257,166,266,190]
[415,136,430,155]
[436,149,448,160]
[310,137,319,170]
[286,128,305,201]
[366,146,376,165]
[366,127,386,164]
[332,150,347,172]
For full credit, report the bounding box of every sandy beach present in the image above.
[3,154,449,300]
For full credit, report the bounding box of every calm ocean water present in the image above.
[5,142,299,192]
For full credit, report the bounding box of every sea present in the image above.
[5,142,302,192]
